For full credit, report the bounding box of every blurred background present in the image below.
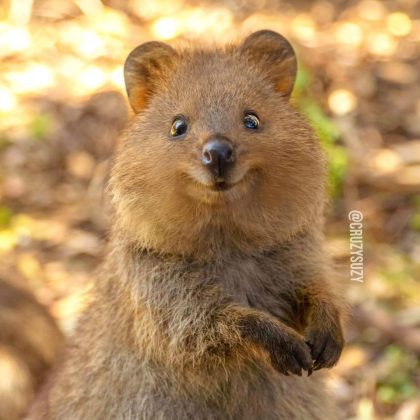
[0,0,419,419]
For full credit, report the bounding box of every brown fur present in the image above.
[28,31,345,419]
[0,279,63,420]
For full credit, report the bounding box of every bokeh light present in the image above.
[328,89,358,116]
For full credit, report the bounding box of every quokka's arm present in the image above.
[152,280,313,376]
[273,229,346,370]
[301,276,345,370]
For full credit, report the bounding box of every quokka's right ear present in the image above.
[240,30,297,98]
[124,41,178,113]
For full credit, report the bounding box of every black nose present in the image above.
[202,138,235,178]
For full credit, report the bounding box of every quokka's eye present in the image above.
[170,116,188,137]
[243,113,260,130]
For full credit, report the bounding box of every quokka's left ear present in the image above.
[124,41,178,113]
[240,30,297,98]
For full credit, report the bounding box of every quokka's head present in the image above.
[110,30,327,257]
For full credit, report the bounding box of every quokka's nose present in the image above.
[202,138,235,178]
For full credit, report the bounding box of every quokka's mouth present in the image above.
[206,172,249,192]
[183,171,258,205]
[188,175,241,193]
[182,168,258,203]
[203,172,254,194]
[212,180,232,191]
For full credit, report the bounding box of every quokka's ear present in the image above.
[124,41,178,113]
[240,30,297,98]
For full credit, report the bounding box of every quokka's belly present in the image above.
[133,363,337,420]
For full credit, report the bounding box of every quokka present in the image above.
[28,30,345,420]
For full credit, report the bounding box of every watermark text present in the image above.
[349,210,364,282]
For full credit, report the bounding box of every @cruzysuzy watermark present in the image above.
[349,210,364,282]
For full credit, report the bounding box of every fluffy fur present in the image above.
[28,31,345,419]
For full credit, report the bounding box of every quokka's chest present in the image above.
[205,255,302,328]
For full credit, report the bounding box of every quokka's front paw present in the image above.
[306,322,344,370]
[239,314,313,376]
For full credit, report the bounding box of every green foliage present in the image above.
[293,65,348,197]
[0,206,13,228]
[377,345,419,405]
[409,195,420,230]
[294,66,311,94]
[0,135,10,151]
[29,113,52,140]
[377,250,419,308]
